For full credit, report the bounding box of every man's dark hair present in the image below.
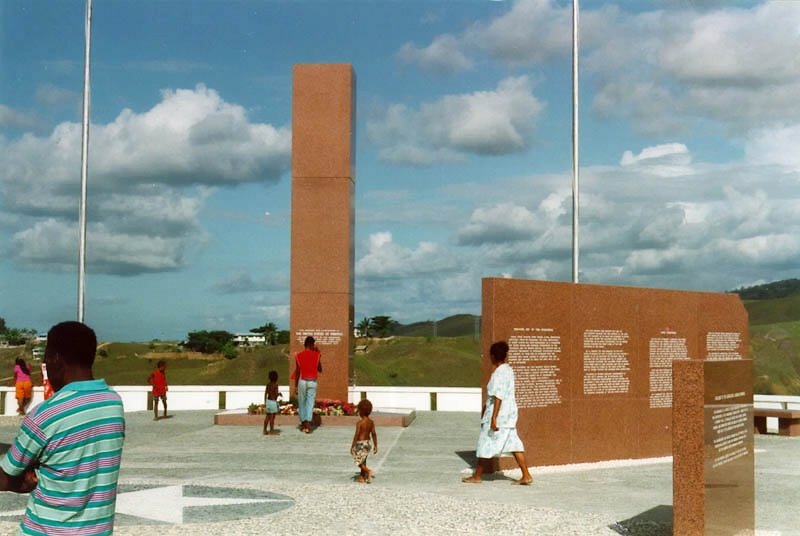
[46,321,97,368]
[304,336,315,348]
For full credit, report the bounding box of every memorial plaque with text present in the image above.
[673,359,754,536]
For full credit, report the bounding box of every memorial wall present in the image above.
[290,64,355,401]
[481,278,748,466]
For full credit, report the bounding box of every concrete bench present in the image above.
[754,408,800,437]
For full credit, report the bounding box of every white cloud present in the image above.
[462,142,798,288]
[397,35,474,74]
[620,143,692,177]
[586,2,800,133]
[457,203,541,245]
[209,271,289,294]
[35,84,80,108]
[0,105,42,131]
[0,85,290,275]
[11,219,199,275]
[407,1,800,135]
[659,3,800,86]
[367,76,544,165]
[356,231,461,280]
[465,0,572,65]
[745,124,800,170]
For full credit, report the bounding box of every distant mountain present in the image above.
[394,314,480,338]
[733,278,800,300]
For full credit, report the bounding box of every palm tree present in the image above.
[250,322,278,345]
[369,315,397,338]
[356,317,372,338]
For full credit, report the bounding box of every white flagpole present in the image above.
[571,0,580,283]
[78,0,93,322]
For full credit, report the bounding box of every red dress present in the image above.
[150,370,168,397]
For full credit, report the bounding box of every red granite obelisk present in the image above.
[290,64,355,401]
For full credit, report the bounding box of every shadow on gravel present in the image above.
[455,450,476,466]
[609,505,672,536]
[0,443,10,456]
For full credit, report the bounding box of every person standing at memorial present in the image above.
[263,370,281,435]
[13,357,33,415]
[294,336,322,433]
[462,340,533,485]
[0,321,126,535]
[147,360,168,421]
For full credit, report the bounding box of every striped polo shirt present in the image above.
[1,379,125,536]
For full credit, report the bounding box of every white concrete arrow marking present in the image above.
[114,485,291,524]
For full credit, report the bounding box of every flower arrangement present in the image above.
[314,398,357,416]
[247,399,356,416]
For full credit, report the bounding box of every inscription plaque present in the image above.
[648,331,688,409]
[583,329,631,395]
[509,328,563,408]
[673,359,754,536]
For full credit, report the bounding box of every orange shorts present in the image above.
[16,380,33,400]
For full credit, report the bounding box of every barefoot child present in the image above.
[350,399,378,483]
[147,360,168,421]
[263,370,280,435]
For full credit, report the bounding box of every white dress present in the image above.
[475,363,525,458]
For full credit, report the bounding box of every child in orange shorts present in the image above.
[13,358,32,415]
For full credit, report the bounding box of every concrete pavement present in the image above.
[0,411,796,535]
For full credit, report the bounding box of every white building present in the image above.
[232,333,266,346]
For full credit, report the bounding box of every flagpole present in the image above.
[571,0,580,284]
[78,0,93,322]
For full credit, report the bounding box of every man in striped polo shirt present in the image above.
[0,321,125,535]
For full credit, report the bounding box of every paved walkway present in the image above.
[0,411,797,535]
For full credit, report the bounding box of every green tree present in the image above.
[221,342,238,360]
[356,317,372,338]
[370,315,397,338]
[276,330,290,345]
[250,322,278,345]
[184,330,235,354]
[6,328,35,346]
[0,316,7,334]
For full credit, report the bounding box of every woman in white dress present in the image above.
[462,340,533,485]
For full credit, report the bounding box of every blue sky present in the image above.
[2,0,799,341]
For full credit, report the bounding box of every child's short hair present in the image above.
[157,360,166,368]
[268,370,278,382]
[357,398,373,417]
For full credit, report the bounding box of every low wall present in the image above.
[0,385,480,416]
[0,386,789,421]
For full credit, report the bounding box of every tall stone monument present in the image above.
[290,64,355,401]
[481,278,748,466]
[673,359,754,535]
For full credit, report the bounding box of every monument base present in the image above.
[213,408,416,427]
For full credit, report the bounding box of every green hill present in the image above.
[743,293,800,326]
[750,321,800,395]
[352,335,479,386]
[734,278,800,300]
[395,314,479,337]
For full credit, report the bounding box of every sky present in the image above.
[1,0,799,342]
